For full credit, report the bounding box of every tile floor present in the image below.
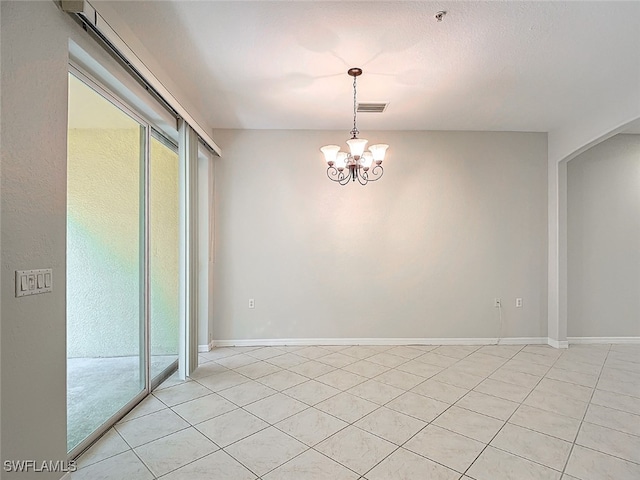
[68,355,176,451]
[71,343,640,480]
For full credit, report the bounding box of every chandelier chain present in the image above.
[351,75,359,138]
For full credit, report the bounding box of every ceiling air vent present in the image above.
[357,102,388,113]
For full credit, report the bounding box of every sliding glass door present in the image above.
[67,70,179,455]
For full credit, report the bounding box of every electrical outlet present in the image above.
[494,298,501,308]
[516,297,523,308]
[248,298,255,309]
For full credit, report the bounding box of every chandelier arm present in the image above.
[338,173,351,186]
[327,166,346,183]
[356,169,368,186]
[365,165,384,182]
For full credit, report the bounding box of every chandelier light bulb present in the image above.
[361,152,374,170]
[369,144,389,164]
[346,138,368,158]
[320,145,341,165]
[335,152,348,170]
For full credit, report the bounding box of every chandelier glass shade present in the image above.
[320,68,388,185]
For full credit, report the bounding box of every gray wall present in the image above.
[1,1,70,477]
[568,134,640,337]
[213,129,549,341]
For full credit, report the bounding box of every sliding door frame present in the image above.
[67,64,183,460]
[149,128,180,388]
[178,120,199,379]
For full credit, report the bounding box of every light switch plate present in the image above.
[15,269,53,297]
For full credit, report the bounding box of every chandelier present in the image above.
[320,68,389,185]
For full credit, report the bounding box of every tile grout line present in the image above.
[122,383,225,478]
[356,344,509,479]
[395,345,534,476]
[559,343,612,479]
[572,348,640,465]
[459,345,565,478]
[75,344,518,472]
[201,346,381,479]
[126,367,265,478]
[254,345,477,479]
[495,347,640,472]
[216,345,400,479]
[206,344,640,478]
[77,344,639,480]
[74,346,411,477]
[257,344,520,479]
[166,354,287,478]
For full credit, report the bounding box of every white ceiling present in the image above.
[102,1,640,133]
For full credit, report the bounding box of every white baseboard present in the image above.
[203,336,640,350]
[568,336,640,345]
[496,337,548,345]
[211,337,548,348]
[198,341,215,353]
[547,338,569,349]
